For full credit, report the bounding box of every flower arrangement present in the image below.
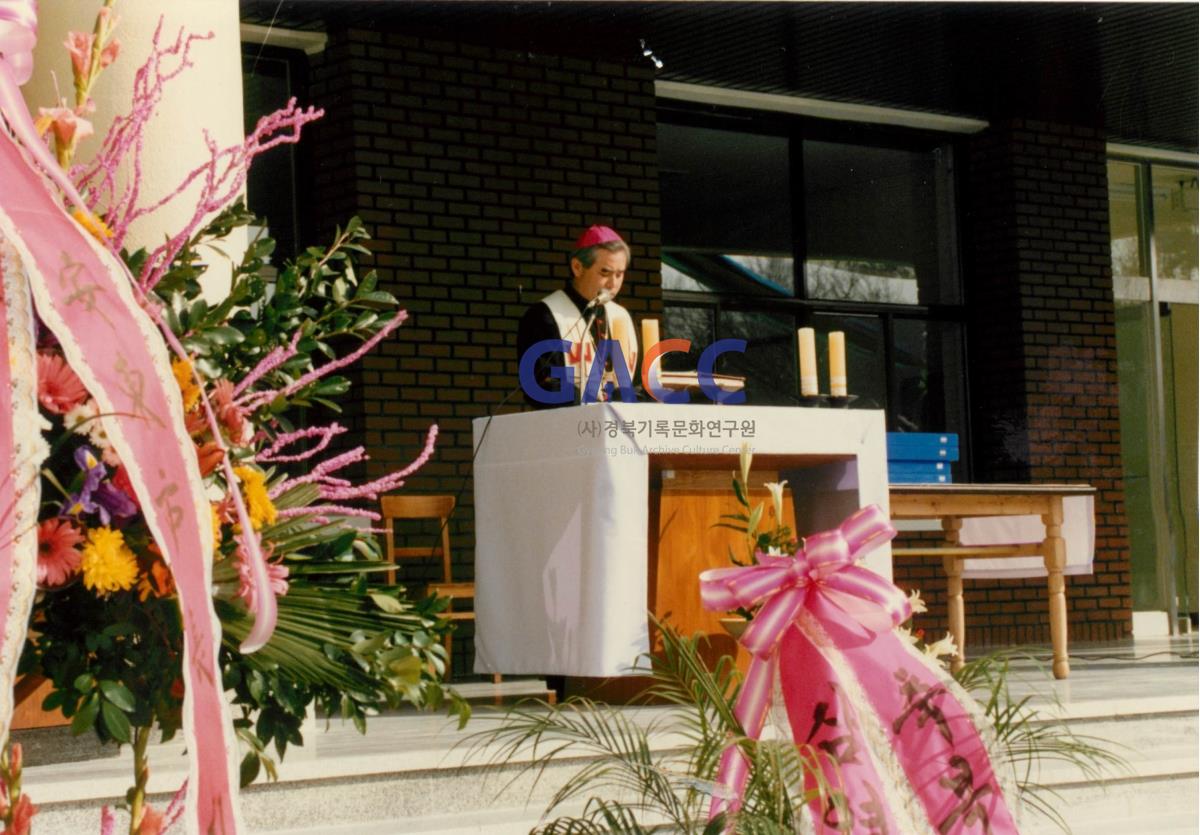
[1,3,467,832]
[722,442,963,666]
[464,448,1121,834]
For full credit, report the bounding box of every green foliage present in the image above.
[156,207,399,423]
[22,586,184,746]
[464,630,1127,833]
[462,624,831,833]
[24,206,469,797]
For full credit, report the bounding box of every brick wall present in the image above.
[896,118,1131,647]
[307,28,662,587]
[305,32,1131,649]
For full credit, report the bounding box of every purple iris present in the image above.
[64,446,137,525]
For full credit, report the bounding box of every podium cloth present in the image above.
[472,403,888,677]
[960,495,1095,579]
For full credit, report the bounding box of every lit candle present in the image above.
[829,331,847,397]
[797,327,817,396]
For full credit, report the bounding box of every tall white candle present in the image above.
[829,331,847,397]
[798,327,818,396]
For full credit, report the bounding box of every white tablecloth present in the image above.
[472,403,889,676]
[959,495,1095,579]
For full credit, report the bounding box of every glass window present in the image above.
[658,124,794,295]
[717,310,798,405]
[1151,165,1199,282]
[891,318,966,436]
[243,50,303,259]
[661,305,714,373]
[803,140,957,305]
[657,117,967,439]
[1107,160,1143,278]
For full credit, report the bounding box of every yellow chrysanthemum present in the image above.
[80,527,139,595]
[70,207,113,242]
[172,358,201,412]
[211,504,224,547]
[234,465,277,529]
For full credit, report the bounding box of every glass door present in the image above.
[1108,158,1199,627]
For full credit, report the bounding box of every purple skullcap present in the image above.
[573,225,624,250]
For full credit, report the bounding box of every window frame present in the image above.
[656,102,971,450]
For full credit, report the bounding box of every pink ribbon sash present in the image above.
[1,4,245,830]
[0,236,42,757]
[0,130,242,833]
[701,505,1018,833]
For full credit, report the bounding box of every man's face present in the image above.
[571,249,627,302]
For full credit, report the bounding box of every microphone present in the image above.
[586,289,613,309]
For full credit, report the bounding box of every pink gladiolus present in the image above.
[64,31,94,78]
[36,106,94,149]
[211,379,248,442]
[235,540,288,612]
[36,351,89,414]
[100,38,120,68]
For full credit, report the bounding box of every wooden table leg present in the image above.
[1042,497,1070,679]
[942,516,966,673]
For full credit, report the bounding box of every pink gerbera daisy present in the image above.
[37,352,89,415]
[37,518,84,587]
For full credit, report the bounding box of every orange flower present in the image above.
[137,559,174,602]
[195,441,224,477]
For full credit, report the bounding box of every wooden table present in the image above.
[888,483,1096,679]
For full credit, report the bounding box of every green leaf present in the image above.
[100,700,132,743]
[73,673,94,692]
[205,326,246,346]
[240,751,261,787]
[732,477,749,508]
[71,694,99,735]
[388,655,423,687]
[747,503,764,535]
[369,593,405,614]
[99,680,136,711]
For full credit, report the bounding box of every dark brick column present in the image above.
[307,28,662,585]
[897,118,1131,646]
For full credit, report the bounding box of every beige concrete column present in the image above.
[23,0,246,298]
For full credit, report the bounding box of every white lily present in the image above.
[907,588,928,615]
[763,479,788,522]
[923,632,960,665]
[738,441,753,488]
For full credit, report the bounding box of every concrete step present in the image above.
[18,682,1197,834]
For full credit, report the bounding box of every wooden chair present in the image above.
[380,494,488,681]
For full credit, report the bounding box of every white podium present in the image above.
[472,403,889,677]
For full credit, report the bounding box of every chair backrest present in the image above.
[380,494,456,583]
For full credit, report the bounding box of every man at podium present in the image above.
[516,225,639,408]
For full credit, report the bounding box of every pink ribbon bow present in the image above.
[700,505,907,827]
[702,505,908,659]
[700,504,1018,834]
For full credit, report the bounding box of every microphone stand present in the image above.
[576,291,611,405]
